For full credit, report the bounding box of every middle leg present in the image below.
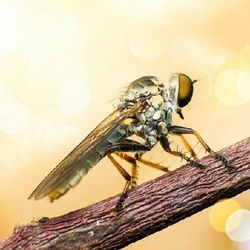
[106,140,151,212]
[115,152,170,173]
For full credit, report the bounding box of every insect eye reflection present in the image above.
[177,73,194,107]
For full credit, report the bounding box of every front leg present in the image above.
[159,135,206,169]
[178,134,198,160]
[168,125,232,170]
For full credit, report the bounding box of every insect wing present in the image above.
[28,102,143,201]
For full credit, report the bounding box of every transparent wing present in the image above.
[28,102,143,201]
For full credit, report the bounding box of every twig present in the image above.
[1,137,250,250]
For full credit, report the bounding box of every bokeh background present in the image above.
[0,0,250,249]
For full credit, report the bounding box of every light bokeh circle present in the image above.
[0,92,30,135]
[238,45,250,71]
[214,68,245,108]
[209,199,241,232]
[237,71,250,102]
[129,33,167,62]
[226,209,250,243]
[57,82,90,117]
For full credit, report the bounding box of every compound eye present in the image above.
[177,73,194,107]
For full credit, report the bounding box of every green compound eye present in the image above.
[177,73,194,107]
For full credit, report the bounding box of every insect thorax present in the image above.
[120,76,174,147]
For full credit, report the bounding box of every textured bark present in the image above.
[1,137,250,250]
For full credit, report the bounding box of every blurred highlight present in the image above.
[237,71,250,102]
[226,209,250,243]
[209,199,241,232]
[57,82,90,116]
[214,68,245,108]
[0,83,30,135]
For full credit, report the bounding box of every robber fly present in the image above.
[29,73,230,210]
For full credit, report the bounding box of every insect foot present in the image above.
[213,152,234,172]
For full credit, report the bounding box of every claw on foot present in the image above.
[213,152,234,172]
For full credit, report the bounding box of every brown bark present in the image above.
[1,137,250,250]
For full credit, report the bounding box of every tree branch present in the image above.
[1,137,250,250]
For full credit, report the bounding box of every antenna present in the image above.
[192,76,206,84]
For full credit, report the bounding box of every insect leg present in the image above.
[107,140,150,213]
[107,153,131,214]
[159,135,206,169]
[107,140,150,181]
[107,140,150,187]
[137,158,170,172]
[114,153,139,187]
[107,140,150,154]
[168,125,232,169]
[116,153,170,172]
[178,134,198,160]
[107,153,131,182]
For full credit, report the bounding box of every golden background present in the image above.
[0,0,250,249]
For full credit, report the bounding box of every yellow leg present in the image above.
[107,153,131,182]
[107,153,134,214]
[178,134,198,160]
[115,152,170,173]
[114,153,139,187]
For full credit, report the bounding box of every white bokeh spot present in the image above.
[237,71,250,102]
[57,82,90,116]
[0,83,30,135]
[214,68,245,108]
[226,209,250,243]
[129,33,167,62]
[0,1,24,52]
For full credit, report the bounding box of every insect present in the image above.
[29,73,231,210]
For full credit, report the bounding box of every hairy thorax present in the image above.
[120,76,173,147]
